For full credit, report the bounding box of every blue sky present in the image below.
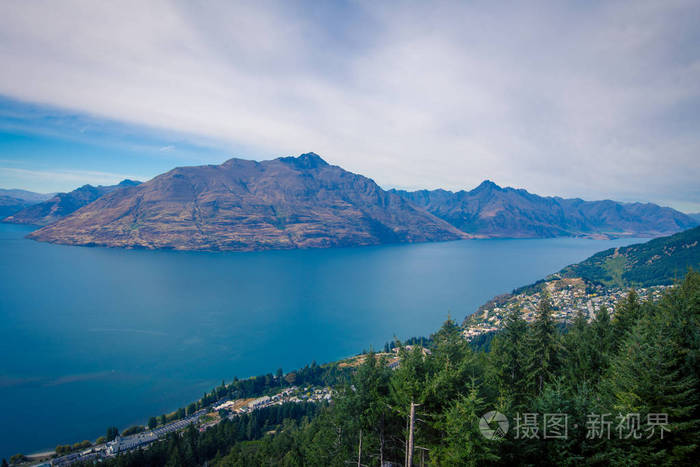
[0,0,699,211]
[0,96,259,191]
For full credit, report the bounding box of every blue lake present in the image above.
[0,222,643,458]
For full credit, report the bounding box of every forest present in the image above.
[71,270,698,466]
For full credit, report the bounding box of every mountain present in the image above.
[392,181,697,239]
[0,195,34,219]
[27,153,468,251]
[0,189,55,219]
[3,180,141,226]
[689,212,700,223]
[0,188,54,204]
[556,225,700,288]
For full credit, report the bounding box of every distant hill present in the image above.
[689,212,700,223]
[27,153,467,251]
[0,195,35,219]
[3,180,141,226]
[392,181,697,239]
[0,188,54,204]
[0,189,55,219]
[556,226,700,288]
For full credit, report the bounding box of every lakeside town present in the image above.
[21,386,333,467]
[462,277,672,341]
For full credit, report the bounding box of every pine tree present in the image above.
[590,305,613,380]
[489,308,528,409]
[612,289,642,347]
[433,381,500,466]
[562,309,592,385]
[524,293,560,395]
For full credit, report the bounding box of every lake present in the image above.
[0,222,643,458]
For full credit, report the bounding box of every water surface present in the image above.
[0,223,642,457]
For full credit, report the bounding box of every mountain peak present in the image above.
[118,179,142,187]
[473,180,502,192]
[278,152,329,169]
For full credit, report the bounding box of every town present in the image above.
[28,386,333,467]
[462,278,671,341]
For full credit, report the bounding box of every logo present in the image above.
[479,411,509,440]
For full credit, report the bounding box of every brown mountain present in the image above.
[392,181,697,239]
[28,153,468,251]
[4,180,141,226]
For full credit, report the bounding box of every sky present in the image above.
[0,1,698,212]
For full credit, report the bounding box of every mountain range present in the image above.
[392,182,696,239]
[4,153,697,251]
[3,180,141,226]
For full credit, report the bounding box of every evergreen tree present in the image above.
[590,304,614,380]
[433,381,500,466]
[524,294,561,395]
[562,309,593,386]
[489,308,529,409]
[612,289,642,347]
[106,426,119,441]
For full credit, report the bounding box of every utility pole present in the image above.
[404,414,409,467]
[407,401,419,466]
[357,429,362,467]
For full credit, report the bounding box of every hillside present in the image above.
[27,153,467,251]
[557,225,700,287]
[392,181,696,239]
[463,226,699,332]
[3,180,141,226]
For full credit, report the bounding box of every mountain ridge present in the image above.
[12,153,697,251]
[3,179,141,226]
[391,181,696,239]
[0,189,56,219]
[27,154,467,251]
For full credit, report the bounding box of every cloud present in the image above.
[0,0,698,209]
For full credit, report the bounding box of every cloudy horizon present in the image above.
[1,0,699,212]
